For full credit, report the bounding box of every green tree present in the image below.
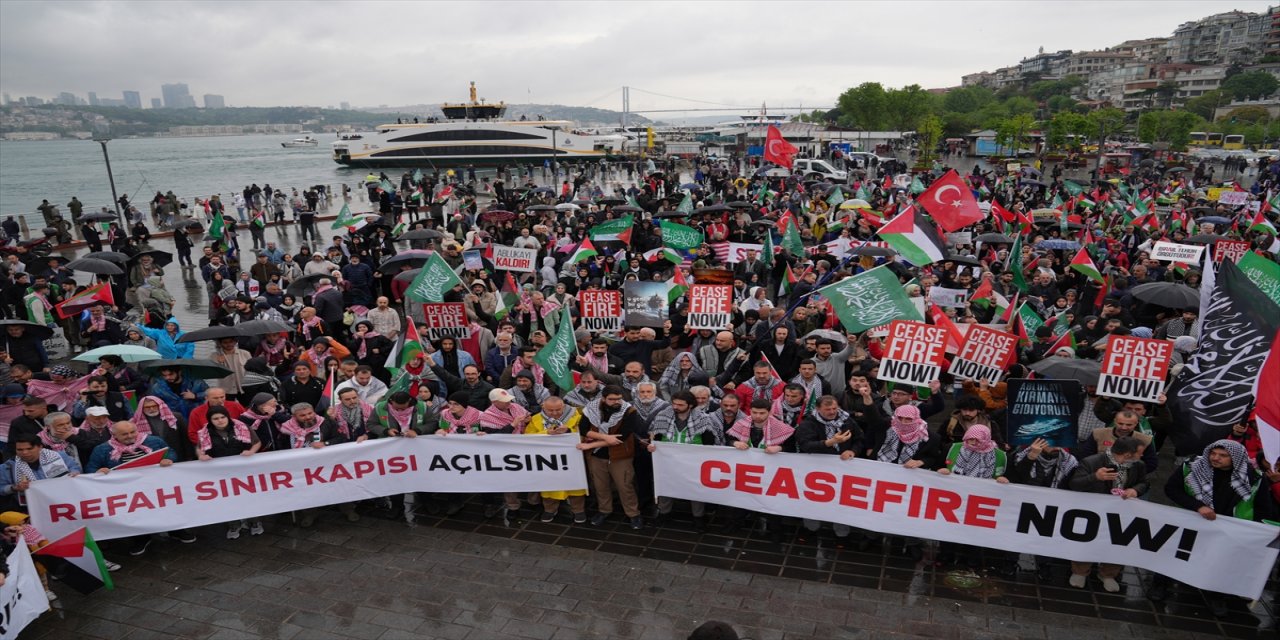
[942,86,995,114]
[1047,111,1090,151]
[995,114,1036,155]
[1046,95,1077,113]
[1223,106,1271,124]
[1136,110,1202,150]
[884,84,934,131]
[1221,71,1280,101]
[916,114,943,164]
[836,82,888,130]
[1184,90,1230,121]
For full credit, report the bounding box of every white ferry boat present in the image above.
[331,83,624,168]
[282,135,319,148]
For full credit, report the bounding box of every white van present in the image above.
[791,158,848,182]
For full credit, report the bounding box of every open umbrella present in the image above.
[84,251,129,264]
[802,329,847,350]
[128,249,173,267]
[74,345,162,363]
[378,250,432,271]
[1029,208,1058,217]
[727,201,755,209]
[1130,282,1199,309]
[1196,216,1232,226]
[531,187,555,195]
[285,274,328,298]
[393,268,421,284]
[942,254,983,268]
[173,219,204,231]
[975,233,1016,244]
[66,257,124,275]
[396,228,444,242]
[524,204,557,212]
[1165,167,1188,174]
[79,211,118,222]
[233,318,295,336]
[571,199,594,207]
[1186,233,1226,244]
[1028,357,1101,386]
[611,205,643,214]
[1036,239,1081,251]
[695,204,732,214]
[176,324,245,343]
[654,210,689,219]
[1033,219,1084,231]
[681,183,702,191]
[840,199,872,210]
[0,319,54,341]
[597,196,625,205]
[1020,179,1048,188]
[555,203,581,211]
[140,359,233,380]
[850,245,897,257]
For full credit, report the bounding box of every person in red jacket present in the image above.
[186,387,246,444]
[733,360,784,409]
[1225,415,1265,468]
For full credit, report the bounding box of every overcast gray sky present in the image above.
[1,1,1273,114]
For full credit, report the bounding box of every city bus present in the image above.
[1188,132,1225,147]
[1223,134,1245,150]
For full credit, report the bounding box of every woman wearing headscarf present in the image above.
[240,393,285,452]
[657,352,705,401]
[136,276,175,319]
[195,405,264,538]
[348,320,392,380]
[936,424,1010,571]
[873,404,943,560]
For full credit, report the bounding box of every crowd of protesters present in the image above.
[1,149,1278,620]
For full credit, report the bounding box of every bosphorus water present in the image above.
[0,133,375,228]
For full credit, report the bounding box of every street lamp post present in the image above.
[93,136,124,225]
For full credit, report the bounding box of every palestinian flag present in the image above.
[644,247,685,264]
[55,282,115,319]
[115,447,170,470]
[1255,327,1280,461]
[878,205,946,266]
[569,238,600,264]
[969,276,995,309]
[1045,325,1077,353]
[34,527,114,594]
[385,317,425,369]
[1069,247,1104,284]
[779,263,798,296]
[121,389,138,414]
[251,208,266,228]
[1250,210,1278,236]
[494,273,521,321]
[589,215,634,244]
[322,367,336,405]
[668,267,690,304]
[330,203,357,230]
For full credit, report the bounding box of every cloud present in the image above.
[2,0,1274,112]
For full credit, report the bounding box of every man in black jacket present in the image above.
[281,362,324,409]
[795,395,864,546]
[429,363,494,411]
[311,278,345,336]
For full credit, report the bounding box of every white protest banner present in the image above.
[725,242,764,264]
[1213,239,1251,265]
[653,444,1279,599]
[948,324,1017,385]
[0,543,48,640]
[927,286,968,309]
[879,320,947,387]
[491,245,537,273]
[1151,241,1205,264]
[686,285,733,331]
[421,302,472,341]
[946,231,972,246]
[1217,190,1248,206]
[27,434,586,541]
[579,289,622,333]
[1098,334,1174,403]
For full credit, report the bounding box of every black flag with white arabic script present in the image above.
[1167,259,1280,453]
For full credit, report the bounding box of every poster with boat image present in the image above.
[623,281,669,328]
[1004,378,1083,448]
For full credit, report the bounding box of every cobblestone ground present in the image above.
[22,497,1277,640]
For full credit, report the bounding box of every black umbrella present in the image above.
[378,250,432,271]
[396,228,444,242]
[21,255,66,276]
[1166,167,1188,174]
[285,274,328,298]
[393,268,420,284]
[176,324,244,343]
[728,201,755,209]
[84,251,129,264]
[173,219,204,230]
[695,204,732,214]
[975,233,1016,244]
[233,318,295,336]
[849,245,897,257]
[139,359,233,380]
[129,249,173,267]
[597,196,626,205]
[1033,219,1084,231]
[525,204,557,212]
[66,257,124,275]
[1028,358,1101,386]
[0,319,54,340]
[610,205,643,214]
[1020,179,1048,188]
[653,210,690,219]
[942,254,983,268]
[1130,282,1199,309]
[79,211,118,222]
[571,199,594,207]
[1186,233,1226,244]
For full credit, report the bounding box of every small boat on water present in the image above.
[282,136,318,148]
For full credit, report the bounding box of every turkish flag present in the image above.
[918,169,986,232]
[763,125,797,169]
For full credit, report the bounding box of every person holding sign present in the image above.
[795,396,865,547]
[1067,437,1148,593]
[1152,439,1278,615]
[87,421,193,555]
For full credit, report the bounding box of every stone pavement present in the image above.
[22,497,1276,640]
